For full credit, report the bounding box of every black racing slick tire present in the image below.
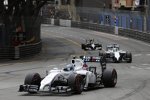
[81,44,85,50]
[68,74,84,94]
[126,53,132,63]
[99,52,103,57]
[24,73,41,93]
[102,68,117,87]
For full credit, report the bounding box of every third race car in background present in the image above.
[99,44,132,63]
[81,39,102,51]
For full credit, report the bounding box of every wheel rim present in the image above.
[112,71,117,85]
[75,76,83,92]
[32,74,41,86]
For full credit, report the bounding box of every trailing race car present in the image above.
[81,39,102,50]
[99,44,132,63]
[19,56,117,95]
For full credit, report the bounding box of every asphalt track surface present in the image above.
[0,25,150,100]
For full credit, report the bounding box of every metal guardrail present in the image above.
[119,28,150,43]
[71,21,114,34]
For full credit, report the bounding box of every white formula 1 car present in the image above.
[81,39,102,51]
[19,68,84,94]
[99,44,132,63]
[19,56,117,95]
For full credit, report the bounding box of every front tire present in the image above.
[24,73,41,94]
[81,44,86,50]
[68,74,84,94]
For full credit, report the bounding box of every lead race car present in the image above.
[99,44,132,63]
[19,56,117,95]
[81,39,102,50]
[19,68,84,94]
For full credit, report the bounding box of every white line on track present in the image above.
[46,63,67,68]
[43,30,87,54]
[59,63,67,66]
[131,39,150,47]
[133,54,142,57]
[0,64,12,67]
[91,31,129,40]
[60,32,85,41]
[141,64,150,66]
[147,54,150,56]
[130,66,142,69]
[130,64,150,70]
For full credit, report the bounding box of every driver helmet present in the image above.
[64,64,75,71]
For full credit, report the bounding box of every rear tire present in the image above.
[97,44,102,50]
[126,53,132,63]
[81,44,85,50]
[24,73,41,94]
[102,68,117,87]
[99,52,103,56]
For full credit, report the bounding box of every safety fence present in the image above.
[71,21,114,34]
[42,6,150,32]
[0,41,42,59]
[76,7,147,32]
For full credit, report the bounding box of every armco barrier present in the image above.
[71,21,114,34]
[119,28,150,43]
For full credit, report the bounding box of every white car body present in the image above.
[102,44,132,63]
[106,47,126,61]
[19,56,117,94]
[40,58,97,90]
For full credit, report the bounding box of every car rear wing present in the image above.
[80,56,107,68]
[80,56,101,62]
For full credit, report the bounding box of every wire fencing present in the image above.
[41,6,150,33]
[76,7,148,32]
